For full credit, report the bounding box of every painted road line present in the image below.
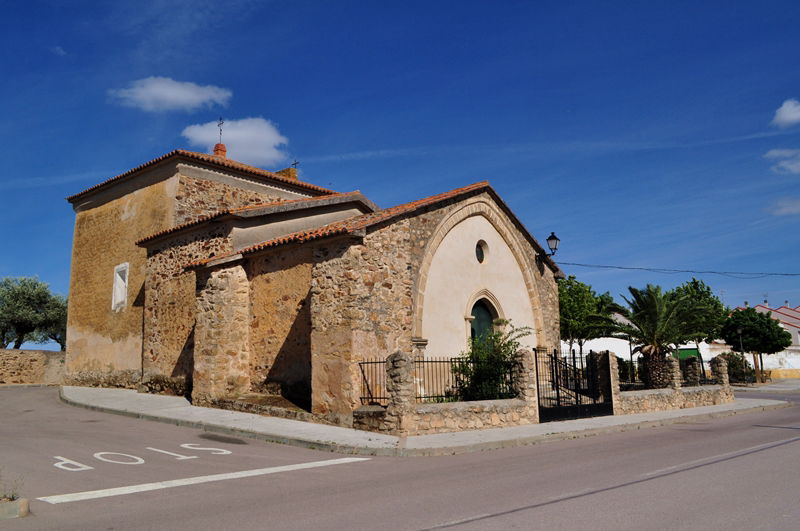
[38,457,370,504]
[641,436,800,477]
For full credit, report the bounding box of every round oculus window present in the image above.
[476,240,488,263]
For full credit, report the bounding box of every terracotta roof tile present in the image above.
[67,149,334,202]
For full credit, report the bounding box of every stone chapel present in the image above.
[65,143,561,425]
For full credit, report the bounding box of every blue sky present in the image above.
[2,0,799,324]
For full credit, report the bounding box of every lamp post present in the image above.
[546,232,560,256]
[737,326,748,383]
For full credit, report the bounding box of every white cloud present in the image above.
[109,77,231,112]
[182,117,288,167]
[764,149,800,174]
[772,198,800,216]
[50,46,67,57]
[771,99,800,128]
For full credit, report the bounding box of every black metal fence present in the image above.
[534,348,611,421]
[358,357,516,406]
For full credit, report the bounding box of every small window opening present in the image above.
[112,263,129,311]
[476,240,488,263]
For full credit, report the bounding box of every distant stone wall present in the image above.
[0,349,64,384]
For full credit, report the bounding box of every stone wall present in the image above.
[613,386,735,415]
[141,225,233,395]
[247,245,314,409]
[310,225,415,421]
[192,265,252,405]
[353,349,539,435]
[67,178,176,389]
[174,174,287,225]
[608,352,734,415]
[0,349,64,384]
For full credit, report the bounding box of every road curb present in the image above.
[0,383,58,389]
[58,387,792,457]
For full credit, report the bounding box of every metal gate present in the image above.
[534,349,612,422]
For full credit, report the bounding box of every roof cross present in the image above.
[291,160,299,168]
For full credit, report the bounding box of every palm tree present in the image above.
[604,285,700,388]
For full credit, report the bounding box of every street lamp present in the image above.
[546,232,560,256]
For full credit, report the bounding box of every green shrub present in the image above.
[451,321,531,401]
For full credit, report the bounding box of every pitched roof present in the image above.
[188,181,562,276]
[66,149,334,202]
[740,304,800,329]
[135,191,376,246]
[237,181,490,254]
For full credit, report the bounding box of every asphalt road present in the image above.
[2,387,798,530]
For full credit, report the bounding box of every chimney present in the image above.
[275,167,298,180]
[764,299,769,306]
[786,300,790,307]
[213,143,227,158]
[744,301,749,307]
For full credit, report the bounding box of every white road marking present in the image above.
[146,447,198,460]
[93,452,145,465]
[38,457,370,504]
[642,436,800,477]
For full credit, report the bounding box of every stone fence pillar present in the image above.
[684,357,701,386]
[667,356,682,390]
[382,351,415,435]
[513,349,538,403]
[512,349,540,423]
[710,356,730,387]
[605,352,623,415]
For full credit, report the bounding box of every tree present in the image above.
[603,284,700,388]
[0,277,65,349]
[671,278,727,377]
[35,295,68,351]
[558,276,614,355]
[720,308,792,383]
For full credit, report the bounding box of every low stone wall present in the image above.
[0,349,64,385]
[614,385,735,415]
[353,349,539,435]
[355,399,538,435]
[608,352,734,415]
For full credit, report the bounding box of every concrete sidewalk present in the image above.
[60,386,791,457]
